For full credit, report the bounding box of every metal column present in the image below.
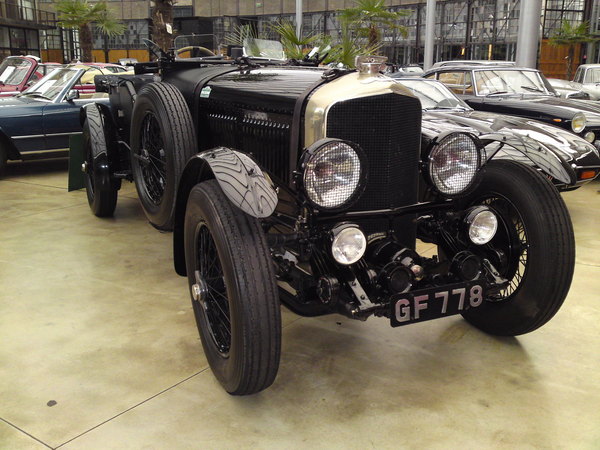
[424,0,436,70]
[296,0,303,39]
[515,0,543,68]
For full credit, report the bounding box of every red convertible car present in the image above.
[0,56,61,97]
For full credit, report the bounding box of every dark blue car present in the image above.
[0,67,110,173]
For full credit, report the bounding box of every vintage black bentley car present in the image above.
[80,41,576,395]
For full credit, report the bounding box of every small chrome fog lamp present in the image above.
[331,224,367,265]
[584,131,595,143]
[465,206,498,245]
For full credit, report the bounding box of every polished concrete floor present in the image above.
[1,159,599,449]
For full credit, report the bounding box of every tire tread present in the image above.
[131,82,196,229]
[462,160,575,335]
[83,107,118,217]
[185,180,281,395]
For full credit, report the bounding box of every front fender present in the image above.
[199,148,278,218]
[80,102,115,128]
[480,131,575,185]
[422,112,577,185]
[81,103,120,190]
[173,147,278,276]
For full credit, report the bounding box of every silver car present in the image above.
[548,64,600,100]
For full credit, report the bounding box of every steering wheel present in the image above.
[176,46,216,58]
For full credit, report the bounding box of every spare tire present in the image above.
[130,82,196,230]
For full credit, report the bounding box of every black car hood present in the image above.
[421,109,600,184]
[464,94,600,125]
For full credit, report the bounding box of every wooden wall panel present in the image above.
[539,38,582,80]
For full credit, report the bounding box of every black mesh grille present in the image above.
[326,93,422,212]
[240,117,290,184]
[198,101,291,183]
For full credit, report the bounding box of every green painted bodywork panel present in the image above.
[68,133,84,191]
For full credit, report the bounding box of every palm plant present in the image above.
[339,0,409,50]
[270,20,321,60]
[56,0,124,62]
[224,24,259,46]
[550,20,599,79]
[224,24,262,56]
[325,22,380,67]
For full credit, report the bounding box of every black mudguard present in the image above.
[173,147,278,276]
[81,103,121,191]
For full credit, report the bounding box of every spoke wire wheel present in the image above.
[130,82,196,230]
[184,180,281,395]
[478,195,528,301]
[193,221,231,355]
[138,111,167,206]
[459,160,575,336]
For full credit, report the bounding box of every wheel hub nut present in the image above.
[191,278,208,304]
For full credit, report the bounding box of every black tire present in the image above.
[0,144,6,175]
[82,108,118,217]
[184,180,281,395]
[130,82,196,230]
[460,160,575,336]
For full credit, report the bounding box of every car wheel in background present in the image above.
[82,105,118,217]
[130,82,196,231]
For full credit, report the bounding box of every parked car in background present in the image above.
[0,56,61,97]
[547,77,591,100]
[64,64,118,95]
[430,60,516,69]
[118,57,138,67]
[393,64,424,76]
[78,38,577,396]
[424,63,600,147]
[391,76,600,188]
[547,64,600,100]
[66,62,129,73]
[90,62,129,73]
[0,66,109,172]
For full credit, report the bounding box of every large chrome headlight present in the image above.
[428,132,481,196]
[571,113,586,133]
[302,139,366,210]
